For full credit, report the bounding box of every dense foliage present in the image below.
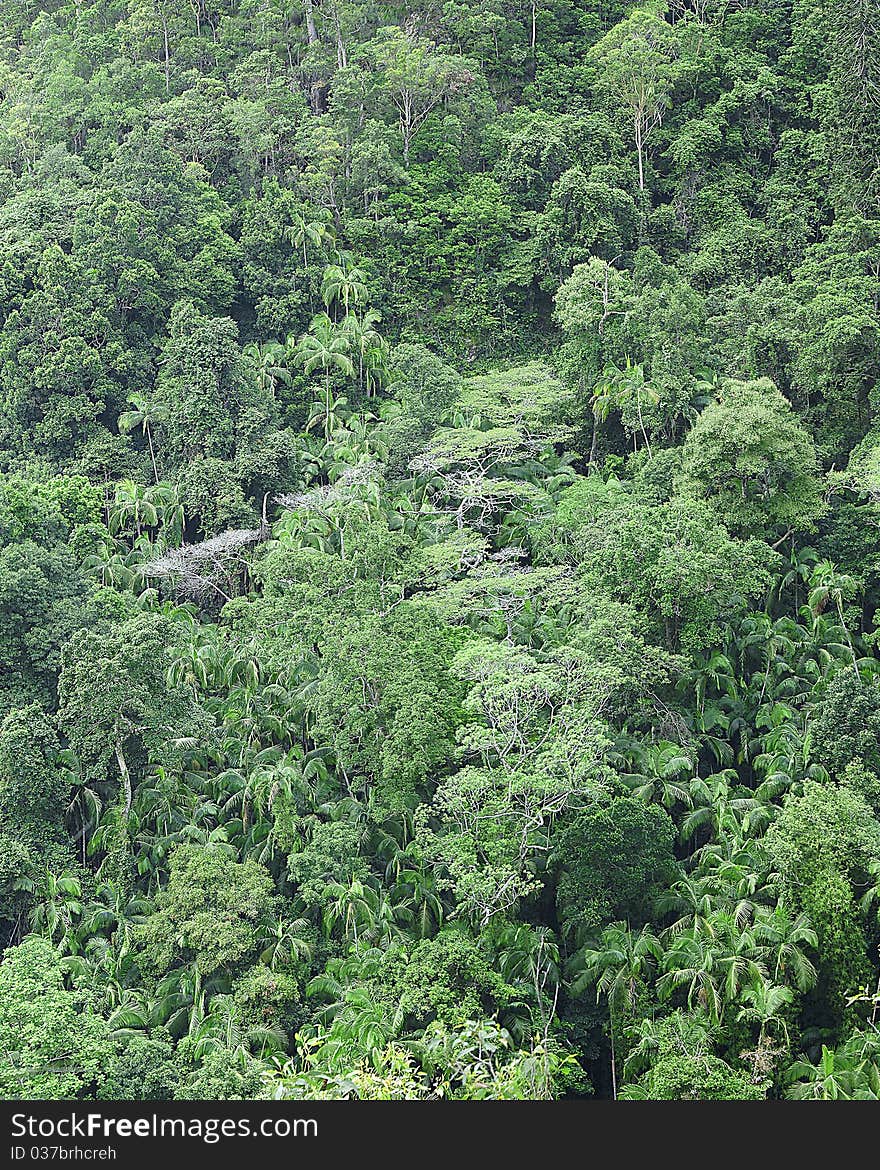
[2,0,880,1101]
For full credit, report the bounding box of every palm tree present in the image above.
[340,309,386,396]
[117,393,166,484]
[364,335,391,399]
[306,948,388,1027]
[322,878,378,944]
[190,996,288,1067]
[691,836,766,901]
[293,313,355,441]
[82,538,137,590]
[29,870,84,950]
[390,865,445,940]
[111,480,159,539]
[591,359,660,460]
[305,390,350,442]
[321,258,368,317]
[107,990,153,1036]
[150,964,230,1038]
[737,976,794,1048]
[76,881,152,948]
[805,559,860,673]
[571,923,663,1099]
[491,922,561,1038]
[657,931,730,1025]
[623,1009,717,1081]
[689,650,738,717]
[149,482,185,547]
[133,766,195,861]
[65,764,102,867]
[767,545,819,613]
[620,741,695,809]
[244,340,291,398]
[257,914,313,969]
[682,770,771,844]
[310,987,397,1072]
[751,903,817,993]
[286,210,335,270]
[785,1045,860,1100]
[658,902,784,1029]
[654,872,728,937]
[62,934,140,1013]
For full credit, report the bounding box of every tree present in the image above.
[555,476,774,652]
[309,602,465,810]
[0,245,126,466]
[590,9,684,191]
[679,378,824,540]
[371,928,515,1032]
[825,0,880,212]
[0,703,69,857]
[153,302,275,471]
[117,392,166,484]
[572,923,664,1099]
[57,614,205,822]
[322,259,369,317]
[1,0,880,1107]
[133,845,278,979]
[0,539,95,709]
[341,309,388,397]
[285,209,335,270]
[766,781,880,1031]
[369,30,473,167]
[243,342,291,400]
[0,936,117,1099]
[293,313,355,441]
[737,978,794,1052]
[623,1050,767,1099]
[810,672,880,782]
[593,360,660,456]
[554,258,633,357]
[786,1032,880,1100]
[553,798,678,940]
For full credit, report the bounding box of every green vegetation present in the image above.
[1,0,880,1102]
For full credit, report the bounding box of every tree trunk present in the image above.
[161,12,170,95]
[332,1,347,68]
[146,422,159,485]
[636,388,651,457]
[304,0,318,45]
[115,742,132,817]
[303,0,327,114]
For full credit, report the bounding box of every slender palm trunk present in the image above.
[589,410,599,468]
[145,422,159,484]
[636,388,651,456]
[836,594,860,673]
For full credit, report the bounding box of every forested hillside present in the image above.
[2,0,880,1101]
